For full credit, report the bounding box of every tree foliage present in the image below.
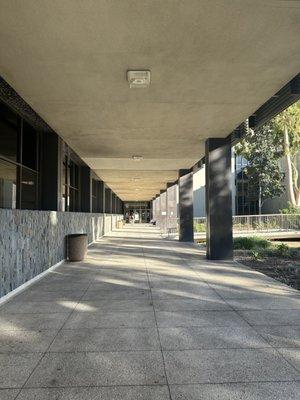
[236,101,300,209]
[235,122,285,206]
[273,102,300,206]
[274,102,300,156]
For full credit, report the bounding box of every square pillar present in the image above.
[166,182,177,231]
[178,169,194,242]
[40,131,62,211]
[155,194,160,225]
[205,138,233,260]
[111,192,116,214]
[105,186,112,213]
[160,190,167,232]
[81,166,92,212]
[98,180,104,213]
[151,197,155,220]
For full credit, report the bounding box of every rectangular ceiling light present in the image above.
[127,70,151,88]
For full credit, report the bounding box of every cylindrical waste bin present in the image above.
[67,233,88,261]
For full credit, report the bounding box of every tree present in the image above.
[235,122,285,213]
[273,102,300,206]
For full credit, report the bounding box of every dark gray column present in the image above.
[98,180,104,213]
[81,166,92,212]
[178,169,194,242]
[116,196,119,214]
[205,138,233,260]
[111,191,116,214]
[104,186,112,213]
[40,132,62,211]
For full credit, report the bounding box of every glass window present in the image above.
[20,168,38,210]
[70,160,79,189]
[69,187,79,212]
[0,159,17,208]
[0,102,40,210]
[0,101,20,162]
[92,179,98,212]
[61,150,80,212]
[22,121,38,170]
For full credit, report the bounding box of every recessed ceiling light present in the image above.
[132,155,143,161]
[127,70,150,88]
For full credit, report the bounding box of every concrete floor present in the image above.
[0,224,299,399]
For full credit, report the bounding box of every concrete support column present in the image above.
[160,190,167,232]
[105,186,112,213]
[178,169,194,242]
[205,138,233,260]
[151,197,155,221]
[40,132,61,211]
[112,193,116,214]
[98,180,104,213]
[81,166,92,213]
[166,182,177,231]
[155,194,160,225]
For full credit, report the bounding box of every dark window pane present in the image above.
[0,101,20,162]
[70,161,74,187]
[92,196,97,213]
[70,160,79,189]
[92,179,97,196]
[62,158,67,186]
[69,188,79,212]
[0,159,17,208]
[22,121,38,170]
[74,163,79,189]
[21,168,38,210]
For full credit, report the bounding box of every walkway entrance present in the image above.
[0,225,299,399]
[124,201,151,223]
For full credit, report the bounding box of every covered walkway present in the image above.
[0,224,299,399]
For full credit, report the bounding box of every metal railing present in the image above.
[231,214,300,233]
[163,214,300,237]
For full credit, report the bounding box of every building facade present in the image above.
[0,85,124,299]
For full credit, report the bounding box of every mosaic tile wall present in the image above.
[0,210,121,297]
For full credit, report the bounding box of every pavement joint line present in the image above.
[3,227,299,399]
[3,378,300,391]
[184,254,300,377]
[13,275,97,400]
[142,245,173,400]
[3,346,297,356]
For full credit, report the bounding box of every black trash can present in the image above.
[67,233,88,261]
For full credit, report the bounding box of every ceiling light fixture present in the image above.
[127,70,151,88]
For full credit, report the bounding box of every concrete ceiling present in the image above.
[0,1,300,201]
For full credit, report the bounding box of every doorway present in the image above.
[124,201,151,223]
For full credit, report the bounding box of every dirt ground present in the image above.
[235,250,300,290]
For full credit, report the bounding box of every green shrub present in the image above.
[280,202,300,214]
[194,223,206,232]
[276,243,290,258]
[251,250,263,260]
[233,236,272,250]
